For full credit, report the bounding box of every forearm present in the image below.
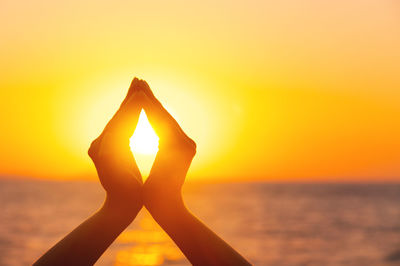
[145,194,251,266]
[34,197,141,266]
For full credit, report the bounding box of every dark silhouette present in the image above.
[34,78,251,266]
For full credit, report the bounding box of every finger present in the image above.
[97,77,142,142]
[90,84,142,156]
[137,79,156,101]
[120,77,140,108]
[97,90,146,181]
[138,80,185,135]
[102,89,146,141]
[138,81,195,148]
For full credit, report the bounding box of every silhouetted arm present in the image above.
[145,180,251,266]
[138,80,251,266]
[34,78,146,266]
[34,198,138,266]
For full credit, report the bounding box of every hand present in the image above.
[35,78,250,266]
[136,80,196,211]
[88,78,146,219]
[136,80,251,265]
[34,78,149,266]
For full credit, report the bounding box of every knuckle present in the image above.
[182,137,196,156]
[88,144,96,159]
[88,138,101,160]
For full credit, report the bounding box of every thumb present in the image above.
[100,89,146,147]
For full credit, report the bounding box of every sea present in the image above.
[0,179,399,266]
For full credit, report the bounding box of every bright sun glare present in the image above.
[129,110,159,155]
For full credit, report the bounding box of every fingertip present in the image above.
[140,79,150,89]
[121,77,140,106]
[137,79,146,90]
[137,79,156,99]
[129,77,140,92]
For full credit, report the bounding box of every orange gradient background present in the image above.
[0,0,399,182]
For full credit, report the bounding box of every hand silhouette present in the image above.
[35,77,250,266]
[137,80,251,266]
[88,77,145,217]
[134,80,196,208]
[34,78,147,266]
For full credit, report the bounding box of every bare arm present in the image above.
[145,185,251,266]
[33,198,138,266]
[34,78,146,266]
[138,80,251,266]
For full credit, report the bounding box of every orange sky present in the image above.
[0,0,399,182]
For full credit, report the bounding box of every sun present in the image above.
[129,110,159,155]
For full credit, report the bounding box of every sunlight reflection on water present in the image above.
[114,215,184,266]
[1,180,400,266]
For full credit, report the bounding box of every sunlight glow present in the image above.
[130,110,159,155]
[2,0,400,181]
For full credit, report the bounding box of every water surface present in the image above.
[0,179,399,265]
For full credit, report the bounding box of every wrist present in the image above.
[101,195,142,224]
[144,191,187,219]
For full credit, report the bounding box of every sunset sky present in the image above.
[1,0,399,181]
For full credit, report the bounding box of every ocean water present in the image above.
[0,179,399,266]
